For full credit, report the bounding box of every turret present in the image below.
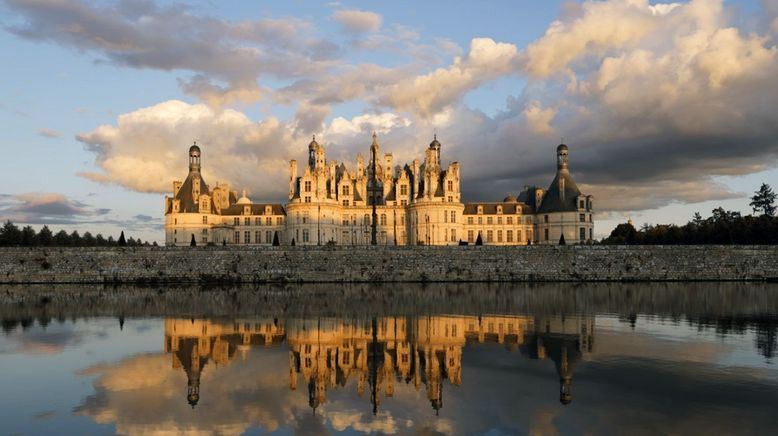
[188,143,201,173]
[557,143,569,172]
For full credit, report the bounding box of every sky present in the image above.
[0,0,777,243]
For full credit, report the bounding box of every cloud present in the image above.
[332,9,382,33]
[37,128,61,138]
[76,100,296,199]
[0,192,97,224]
[3,0,335,107]
[376,38,521,117]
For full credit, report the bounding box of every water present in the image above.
[1,283,777,435]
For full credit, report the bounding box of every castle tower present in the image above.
[189,142,201,173]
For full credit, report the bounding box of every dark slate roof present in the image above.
[537,171,582,214]
[174,172,211,213]
[221,203,286,216]
[463,202,533,215]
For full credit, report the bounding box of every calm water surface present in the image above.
[1,283,777,435]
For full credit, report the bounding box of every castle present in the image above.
[164,134,594,246]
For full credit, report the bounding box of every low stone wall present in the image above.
[0,245,776,284]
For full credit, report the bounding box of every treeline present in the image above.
[0,221,155,247]
[604,183,778,245]
[603,208,778,245]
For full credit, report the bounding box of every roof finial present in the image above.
[312,134,316,141]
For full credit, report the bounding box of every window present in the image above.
[590,228,593,240]
[451,211,456,223]
[487,217,493,225]
[304,196,311,203]
[507,216,513,225]
[342,185,350,195]
[467,216,474,225]
[277,217,283,225]
[202,216,208,224]
[497,217,502,225]
[468,230,474,242]
[234,231,240,244]
[244,231,250,244]
[544,215,549,223]
[478,216,482,225]
[401,199,407,206]
[302,213,308,224]
[364,214,370,225]
[487,230,493,242]
[580,213,585,223]
[544,228,549,241]
[302,229,309,243]
[579,200,585,209]
[451,228,457,242]
[400,184,408,195]
[497,206,502,214]
[234,217,240,226]
[507,230,513,242]
[266,217,272,225]
[202,229,208,234]
[244,217,250,225]
[497,230,503,242]
[447,180,453,191]
[256,231,261,243]
[580,227,586,241]
[444,212,448,223]
[342,199,349,206]
[518,230,522,241]
[255,217,261,226]
[342,351,351,365]
[448,196,453,202]
[202,237,207,244]
[304,181,312,192]
[380,214,386,225]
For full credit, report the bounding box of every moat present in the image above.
[1,282,778,435]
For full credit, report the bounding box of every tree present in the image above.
[272,231,280,246]
[692,212,704,227]
[190,234,196,247]
[117,231,127,246]
[475,233,483,246]
[94,233,106,246]
[53,230,70,246]
[750,183,776,216]
[21,226,36,246]
[70,230,82,246]
[559,234,566,245]
[291,238,296,246]
[0,221,22,246]
[603,222,638,244]
[36,226,53,246]
[82,231,95,246]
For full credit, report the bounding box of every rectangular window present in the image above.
[579,213,585,223]
[304,196,311,203]
[266,230,272,243]
[304,181,312,192]
[202,237,207,244]
[544,215,549,223]
[444,212,448,223]
[579,200,585,209]
[244,231,250,244]
[266,217,272,225]
[451,228,457,242]
[447,180,453,191]
[478,217,482,225]
[497,230,503,242]
[401,199,407,206]
[234,217,240,226]
[234,231,240,244]
[468,230,474,242]
[487,217,493,225]
[451,211,456,223]
[580,227,586,241]
[277,217,283,225]
[302,229,309,243]
[497,217,502,225]
[448,196,453,203]
[255,217,261,225]
[518,230,522,241]
[507,216,512,225]
[342,199,349,206]
[487,230,493,242]
[342,185,350,195]
[400,185,408,195]
[507,230,513,242]
[202,216,208,224]
[544,228,549,241]
[302,213,308,224]
[256,231,261,243]
[244,217,250,225]
[467,216,473,225]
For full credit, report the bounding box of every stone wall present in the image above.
[1,245,777,284]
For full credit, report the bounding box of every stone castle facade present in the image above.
[164,135,594,246]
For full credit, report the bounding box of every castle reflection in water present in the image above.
[165,315,593,413]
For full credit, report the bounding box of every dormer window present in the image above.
[497,206,502,214]
[477,206,483,214]
[343,185,350,196]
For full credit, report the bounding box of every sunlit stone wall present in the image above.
[0,246,777,284]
